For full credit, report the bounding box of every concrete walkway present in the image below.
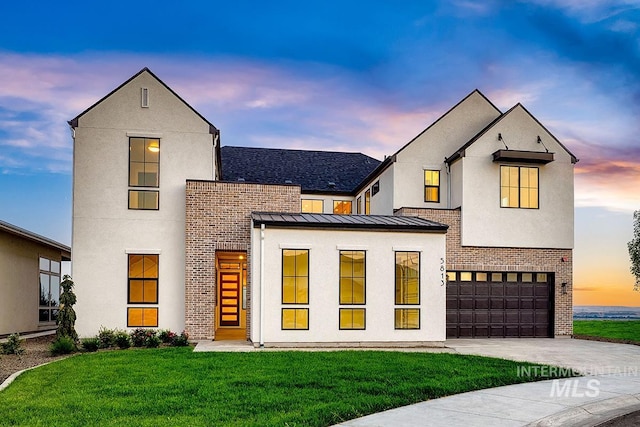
[336,339,640,427]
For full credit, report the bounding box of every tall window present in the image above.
[39,257,60,322]
[127,254,159,327]
[500,166,539,209]
[339,251,366,329]
[395,251,420,329]
[424,170,440,203]
[301,199,323,213]
[282,249,309,329]
[365,190,371,215]
[333,200,352,215]
[356,196,362,214]
[129,137,160,210]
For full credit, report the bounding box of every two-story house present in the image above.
[70,68,576,346]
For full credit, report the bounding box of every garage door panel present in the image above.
[474,326,489,337]
[459,298,474,310]
[475,298,489,309]
[446,272,552,339]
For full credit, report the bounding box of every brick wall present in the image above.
[396,207,573,336]
[185,181,300,340]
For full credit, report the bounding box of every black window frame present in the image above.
[424,170,440,203]
[127,254,159,305]
[500,165,539,209]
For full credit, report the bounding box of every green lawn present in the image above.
[574,320,640,343]
[0,348,569,427]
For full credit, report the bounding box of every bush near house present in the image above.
[50,336,76,356]
[80,338,100,352]
[1,333,24,356]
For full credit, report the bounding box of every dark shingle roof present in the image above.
[251,212,448,233]
[220,146,380,194]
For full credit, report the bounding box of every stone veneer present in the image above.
[395,207,573,337]
[185,180,300,340]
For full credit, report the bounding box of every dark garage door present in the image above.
[446,271,552,338]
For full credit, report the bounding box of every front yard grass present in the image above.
[0,348,569,426]
[574,320,640,344]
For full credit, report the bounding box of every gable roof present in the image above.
[353,89,501,194]
[445,103,579,164]
[68,67,219,135]
[252,212,448,233]
[0,220,71,261]
[220,146,381,194]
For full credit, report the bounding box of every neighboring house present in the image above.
[0,220,71,336]
[70,68,576,345]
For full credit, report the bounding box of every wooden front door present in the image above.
[220,273,240,326]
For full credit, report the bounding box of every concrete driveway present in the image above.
[336,338,640,427]
[447,338,640,375]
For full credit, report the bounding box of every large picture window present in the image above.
[395,251,420,329]
[39,257,60,322]
[129,137,160,210]
[282,249,309,330]
[424,170,440,203]
[500,166,539,209]
[339,251,365,304]
[128,254,159,327]
[282,249,309,304]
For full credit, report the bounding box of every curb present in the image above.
[0,361,55,392]
[527,395,640,427]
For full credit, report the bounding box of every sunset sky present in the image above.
[1,1,639,306]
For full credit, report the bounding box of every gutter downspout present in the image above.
[445,159,451,209]
[259,223,266,348]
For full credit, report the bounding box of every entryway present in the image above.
[215,251,247,341]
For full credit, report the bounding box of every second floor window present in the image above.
[500,166,539,209]
[129,137,160,210]
[365,190,371,215]
[301,199,323,213]
[424,170,440,203]
[333,200,352,215]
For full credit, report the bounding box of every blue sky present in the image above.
[1,0,639,305]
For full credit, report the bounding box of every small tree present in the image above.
[629,210,640,291]
[57,275,78,342]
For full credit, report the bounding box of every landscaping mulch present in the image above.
[0,335,71,384]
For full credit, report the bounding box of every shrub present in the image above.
[145,335,161,348]
[97,326,116,349]
[1,333,25,355]
[171,331,190,347]
[56,275,78,342]
[50,336,76,355]
[130,329,156,347]
[80,337,100,352]
[158,329,176,344]
[114,331,131,349]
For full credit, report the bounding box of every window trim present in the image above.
[333,200,352,215]
[371,181,380,196]
[500,165,539,209]
[281,308,309,330]
[339,250,366,305]
[38,256,61,324]
[128,190,160,210]
[394,308,421,330]
[356,196,362,214]
[394,251,421,305]
[301,199,324,213]
[127,254,159,304]
[339,308,366,330]
[127,307,159,327]
[364,190,371,215]
[281,249,309,305]
[424,170,440,203]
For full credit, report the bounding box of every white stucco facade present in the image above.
[72,70,218,337]
[250,226,447,345]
